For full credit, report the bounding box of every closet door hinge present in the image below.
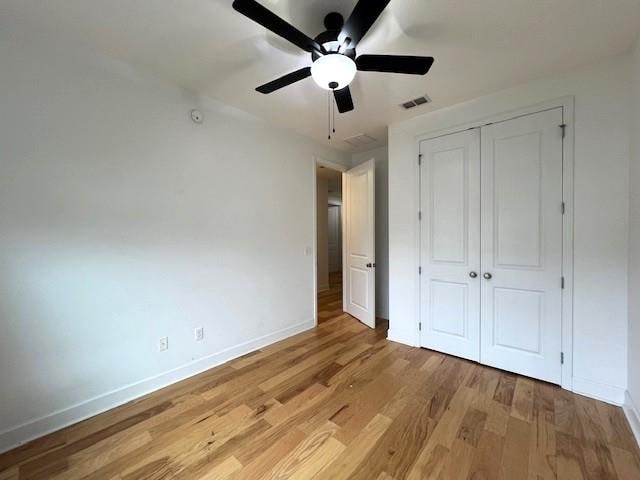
[561,277,565,289]
[418,211,422,221]
[560,124,567,138]
[418,154,423,166]
[419,322,422,332]
[418,266,422,275]
[561,202,566,214]
[561,352,565,364]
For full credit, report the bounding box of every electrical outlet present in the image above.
[159,336,169,351]
[195,327,204,341]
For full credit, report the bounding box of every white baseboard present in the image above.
[571,376,626,405]
[0,319,315,454]
[623,391,640,448]
[386,329,417,347]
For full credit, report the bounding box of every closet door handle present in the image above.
[469,271,478,278]
[483,272,493,280]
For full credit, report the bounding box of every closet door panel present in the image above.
[419,130,481,361]
[480,108,563,384]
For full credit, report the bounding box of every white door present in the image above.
[328,206,342,272]
[480,108,563,384]
[344,159,375,328]
[419,130,481,361]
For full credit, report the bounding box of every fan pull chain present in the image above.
[332,92,336,135]
[327,90,331,140]
[326,88,338,140]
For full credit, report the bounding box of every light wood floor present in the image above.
[317,271,344,325]
[1,277,639,479]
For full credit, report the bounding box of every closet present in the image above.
[419,108,564,384]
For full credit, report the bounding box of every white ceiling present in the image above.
[2,0,639,152]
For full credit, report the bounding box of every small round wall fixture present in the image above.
[190,109,204,124]
[311,54,357,91]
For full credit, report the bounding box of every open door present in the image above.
[343,159,375,328]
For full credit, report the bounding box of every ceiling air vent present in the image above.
[401,94,431,110]
[344,133,377,147]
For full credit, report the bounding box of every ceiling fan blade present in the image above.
[256,67,312,94]
[338,0,391,48]
[356,55,434,75]
[334,86,354,113]
[232,0,323,54]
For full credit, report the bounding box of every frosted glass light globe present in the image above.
[311,54,357,90]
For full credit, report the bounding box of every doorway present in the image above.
[315,158,377,329]
[316,163,344,324]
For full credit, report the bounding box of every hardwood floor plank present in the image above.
[610,446,640,480]
[332,358,410,444]
[595,402,640,453]
[574,396,620,480]
[440,439,476,480]
[316,413,392,480]
[49,431,152,480]
[557,431,589,480]
[232,428,306,480]
[555,389,585,439]
[259,422,343,480]
[512,378,535,423]
[498,416,531,479]
[527,412,557,480]
[457,408,488,447]
[493,372,517,407]
[0,467,18,480]
[17,402,174,480]
[198,456,242,480]
[482,396,510,437]
[466,430,505,480]
[348,396,435,480]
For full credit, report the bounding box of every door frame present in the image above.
[312,157,347,327]
[415,96,575,390]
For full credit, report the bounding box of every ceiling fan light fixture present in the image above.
[311,54,356,90]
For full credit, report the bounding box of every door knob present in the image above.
[483,272,493,280]
[469,271,478,278]
[366,263,372,268]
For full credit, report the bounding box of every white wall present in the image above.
[388,55,631,404]
[316,176,330,290]
[0,38,349,451]
[352,147,389,320]
[627,38,640,433]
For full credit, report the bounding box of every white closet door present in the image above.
[420,129,481,361]
[480,108,563,384]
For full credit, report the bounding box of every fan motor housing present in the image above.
[311,12,357,62]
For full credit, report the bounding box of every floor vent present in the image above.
[344,133,377,147]
[401,94,431,110]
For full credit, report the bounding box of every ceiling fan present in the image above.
[232,0,434,114]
